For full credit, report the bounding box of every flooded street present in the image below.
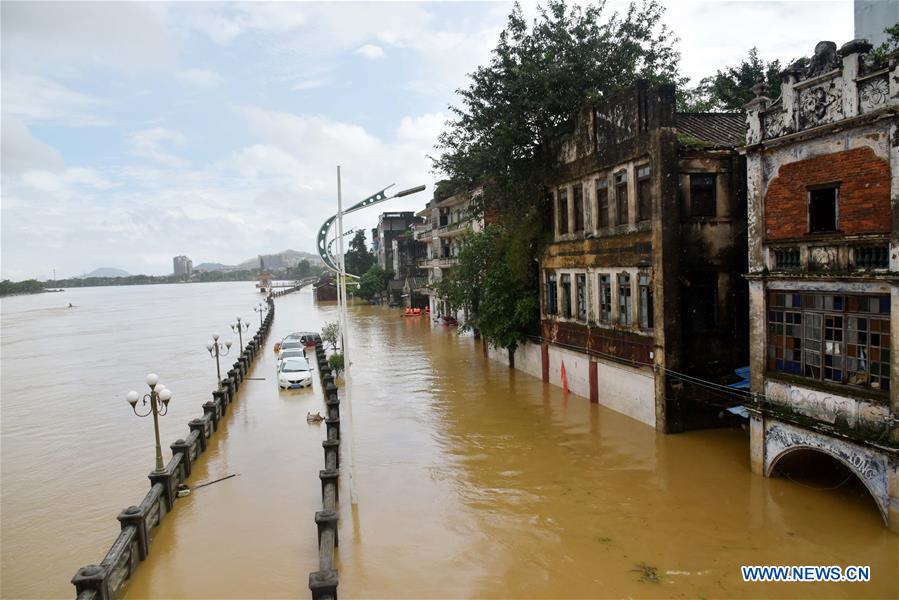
[2,284,896,598]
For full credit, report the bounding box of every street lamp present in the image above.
[126,373,174,474]
[231,317,250,350]
[206,333,232,389]
[254,302,267,327]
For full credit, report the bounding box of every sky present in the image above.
[1,0,853,279]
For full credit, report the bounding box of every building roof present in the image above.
[676,113,746,148]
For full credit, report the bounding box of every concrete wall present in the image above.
[486,340,656,428]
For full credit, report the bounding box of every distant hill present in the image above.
[79,267,131,278]
[193,262,229,272]
[237,249,324,270]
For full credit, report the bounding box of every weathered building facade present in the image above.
[416,186,484,317]
[538,81,748,431]
[744,40,899,530]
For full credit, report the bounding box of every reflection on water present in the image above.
[2,286,896,598]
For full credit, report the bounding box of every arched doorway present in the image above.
[767,446,888,524]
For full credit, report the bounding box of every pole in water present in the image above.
[336,165,358,506]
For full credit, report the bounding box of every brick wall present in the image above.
[765,147,891,239]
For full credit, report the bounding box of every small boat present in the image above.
[403,308,423,317]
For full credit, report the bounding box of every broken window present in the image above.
[638,273,654,329]
[618,272,632,327]
[560,274,572,318]
[637,165,652,222]
[558,187,569,235]
[546,272,557,316]
[690,174,717,217]
[767,291,890,391]
[599,274,612,324]
[576,274,587,321]
[615,171,628,226]
[596,179,609,229]
[808,186,838,233]
[573,184,584,233]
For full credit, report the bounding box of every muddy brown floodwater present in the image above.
[2,283,896,599]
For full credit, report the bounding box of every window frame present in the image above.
[689,173,717,218]
[614,171,629,226]
[636,165,652,222]
[638,273,654,330]
[767,291,890,392]
[546,272,558,316]
[599,274,612,324]
[807,184,839,234]
[560,274,572,319]
[572,183,584,233]
[596,178,609,229]
[617,272,632,327]
[557,187,569,236]
[575,273,587,321]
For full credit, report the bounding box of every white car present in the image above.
[278,357,312,389]
[277,347,306,369]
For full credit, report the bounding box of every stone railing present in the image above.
[70,297,277,599]
[271,277,317,298]
[308,339,341,600]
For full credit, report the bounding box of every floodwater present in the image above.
[1,284,896,599]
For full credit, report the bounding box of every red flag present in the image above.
[560,360,569,393]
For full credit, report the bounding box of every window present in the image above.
[596,179,609,229]
[808,186,837,233]
[558,188,569,235]
[575,274,587,321]
[599,274,612,324]
[573,184,584,233]
[560,274,572,318]
[618,272,632,327]
[639,273,654,329]
[615,171,628,225]
[544,191,555,232]
[637,165,652,222]
[767,291,890,391]
[546,273,557,315]
[690,174,717,217]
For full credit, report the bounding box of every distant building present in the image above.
[173,255,192,278]
[854,0,898,47]
[416,185,484,318]
[744,39,898,530]
[372,212,427,305]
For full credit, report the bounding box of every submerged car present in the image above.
[276,347,306,368]
[284,331,321,347]
[278,357,312,389]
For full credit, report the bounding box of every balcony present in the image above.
[420,256,458,269]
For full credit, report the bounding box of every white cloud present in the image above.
[178,68,224,87]
[186,3,308,45]
[293,78,327,91]
[127,127,188,167]
[1,117,65,175]
[397,112,446,149]
[355,44,385,60]
[1,72,107,125]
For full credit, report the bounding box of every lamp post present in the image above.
[206,333,232,389]
[254,303,267,327]
[231,317,250,350]
[126,373,173,474]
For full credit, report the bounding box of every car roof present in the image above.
[282,356,309,366]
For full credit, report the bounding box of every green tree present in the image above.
[870,22,899,66]
[678,47,782,112]
[356,264,392,300]
[321,321,340,351]
[344,230,374,276]
[436,225,539,356]
[434,0,681,354]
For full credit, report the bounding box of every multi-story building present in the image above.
[744,40,898,529]
[416,185,483,317]
[172,255,192,278]
[373,211,427,304]
[537,81,748,431]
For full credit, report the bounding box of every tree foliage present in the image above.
[678,47,782,112]
[321,321,340,350]
[0,279,45,296]
[870,22,899,66]
[436,225,539,353]
[356,264,392,300]
[344,230,374,277]
[433,0,681,351]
